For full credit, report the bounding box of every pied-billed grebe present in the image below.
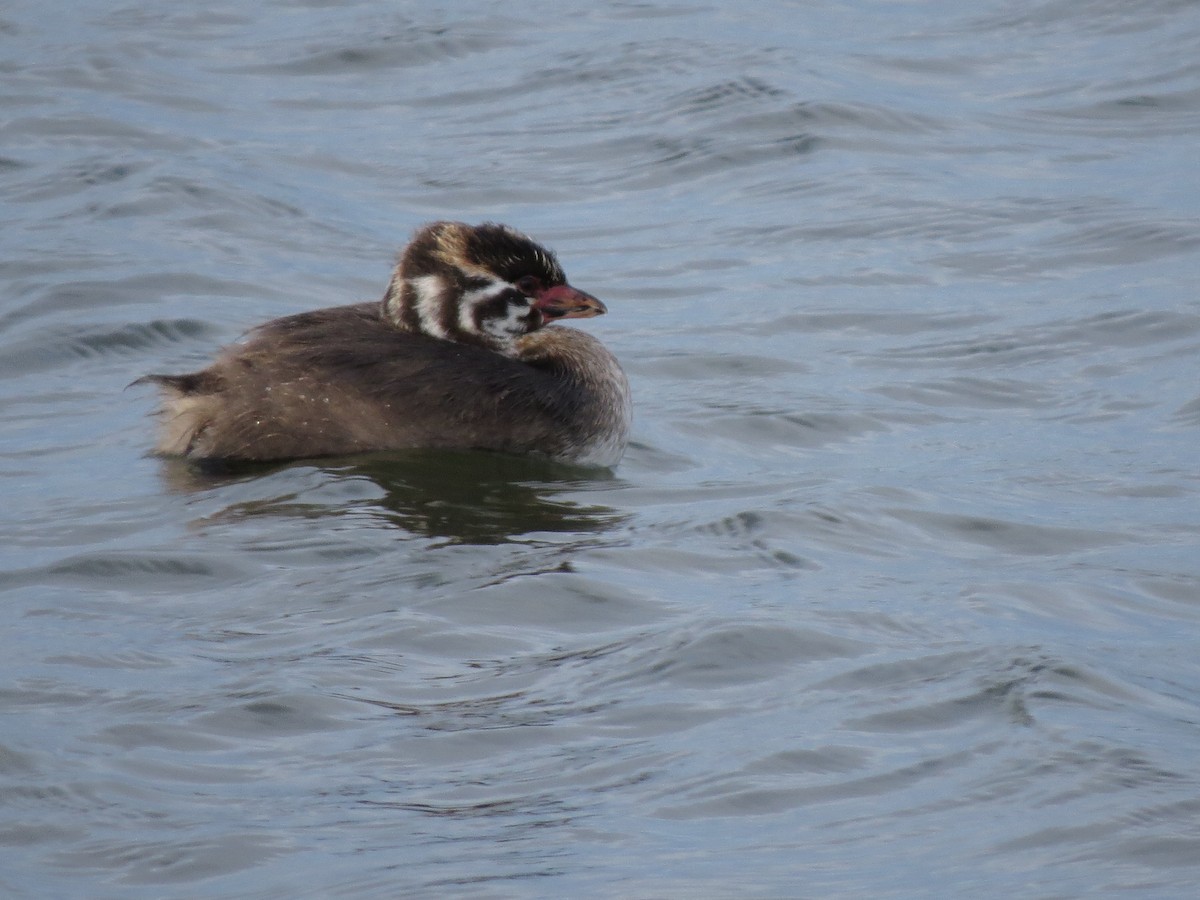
[141,222,631,466]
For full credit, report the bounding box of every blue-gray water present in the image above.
[3,1,1200,896]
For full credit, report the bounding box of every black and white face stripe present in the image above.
[459,280,541,349]
[410,274,452,340]
[393,272,539,355]
[383,221,572,355]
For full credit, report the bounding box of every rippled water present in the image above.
[3,0,1200,896]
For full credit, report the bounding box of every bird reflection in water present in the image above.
[157,448,625,545]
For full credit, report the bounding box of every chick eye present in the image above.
[515,276,541,295]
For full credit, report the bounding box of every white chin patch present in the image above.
[484,305,535,342]
[460,281,534,349]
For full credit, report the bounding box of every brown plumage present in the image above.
[140,222,631,467]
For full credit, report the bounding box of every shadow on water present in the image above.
[155,448,626,545]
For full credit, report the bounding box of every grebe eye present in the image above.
[515,276,541,295]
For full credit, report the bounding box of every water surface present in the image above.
[3,0,1200,896]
